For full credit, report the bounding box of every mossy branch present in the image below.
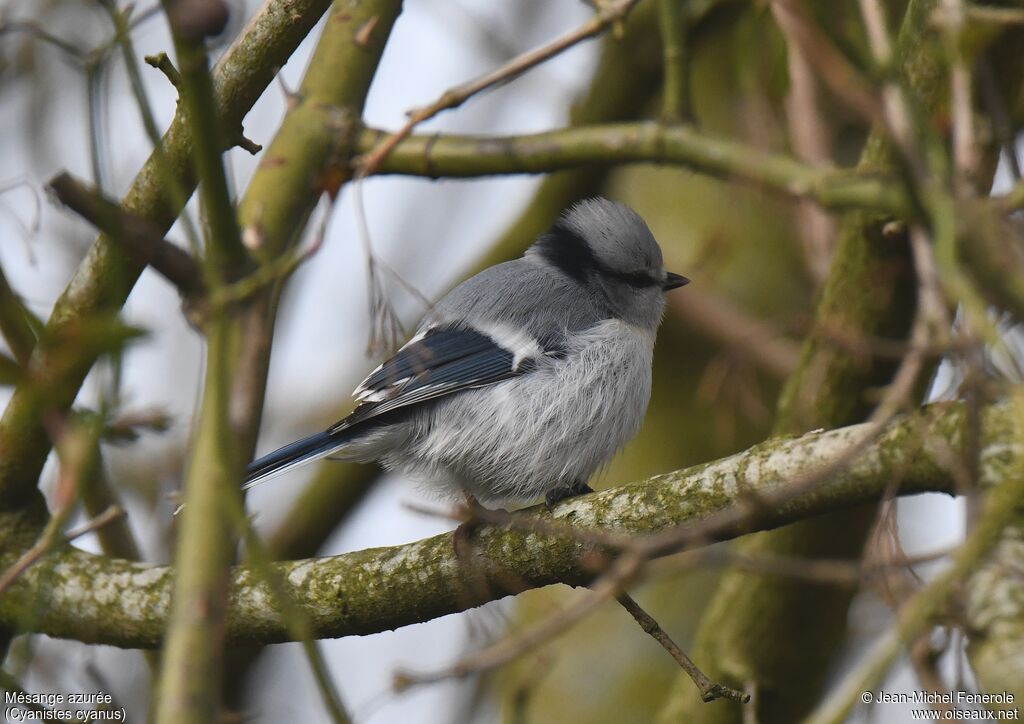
[237,1,403,258]
[0,401,1014,650]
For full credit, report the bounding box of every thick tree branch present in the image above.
[0,401,1014,650]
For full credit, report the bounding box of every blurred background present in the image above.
[1,0,1019,721]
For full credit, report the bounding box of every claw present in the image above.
[545,480,594,511]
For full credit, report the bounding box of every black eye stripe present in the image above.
[612,270,660,288]
[535,222,659,288]
[533,222,597,285]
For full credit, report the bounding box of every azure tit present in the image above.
[246,197,689,509]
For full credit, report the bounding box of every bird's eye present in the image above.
[619,271,658,288]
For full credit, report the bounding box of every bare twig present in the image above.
[0,18,87,61]
[356,0,642,178]
[669,284,800,379]
[940,0,979,193]
[0,263,39,367]
[933,4,1024,27]
[616,593,749,703]
[393,552,646,692]
[99,0,203,254]
[768,0,881,124]
[144,52,182,89]
[47,173,204,297]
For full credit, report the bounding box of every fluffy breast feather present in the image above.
[395,319,655,503]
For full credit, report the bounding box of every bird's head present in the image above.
[528,197,689,330]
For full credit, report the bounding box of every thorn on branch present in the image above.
[233,128,262,155]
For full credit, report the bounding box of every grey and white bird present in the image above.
[245,197,689,508]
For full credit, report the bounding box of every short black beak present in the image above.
[662,272,690,291]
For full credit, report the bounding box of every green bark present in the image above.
[0,0,336,512]
[154,319,243,724]
[354,123,909,215]
[215,0,404,712]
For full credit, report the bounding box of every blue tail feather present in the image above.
[244,428,353,491]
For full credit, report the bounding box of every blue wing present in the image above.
[244,323,560,489]
[335,324,556,432]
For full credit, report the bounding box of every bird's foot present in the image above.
[545,480,594,512]
[453,493,486,560]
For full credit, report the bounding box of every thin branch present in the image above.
[940,0,979,193]
[770,0,836,286]
[616,592,749,703]
[0,264,39,367]
[933,4,1024,26]
[767,0,881,124]
[354,124,912,216]
[99,0,203,254]
[164,0,248,280]
[393,552,646,692]
[668,285,800,379]
[0,18,87,61]
[355,0,643,177]
[47,173,204,297]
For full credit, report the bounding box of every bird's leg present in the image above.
[545,480,594,511]
[453,492,484,560]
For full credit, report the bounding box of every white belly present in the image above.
[399,319,655,503]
